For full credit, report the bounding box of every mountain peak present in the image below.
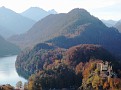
[28,7,45,12]
[21,7,57,21]
[0,6,17,14]
[67,8,91,19]
[48,9,57,14]
[0,6,9,10]
[1,6,6,9]
[22,7,46,14]
[68,8,89,14]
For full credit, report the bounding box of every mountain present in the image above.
[48,9,57,14]
[0,34,20,57]
[0,6,35,38]
[21,7,57,21]
[9,8,121,59]
[101,19,117,27]
[0,25,13,38]
[114,20,121,32]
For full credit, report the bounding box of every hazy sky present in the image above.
[0,0,121,20]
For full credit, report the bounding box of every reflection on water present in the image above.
[0,55,27,86]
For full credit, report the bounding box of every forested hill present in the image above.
[16,43,117,75]
[16,44,121,90]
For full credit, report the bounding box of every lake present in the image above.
[0,55,27,86]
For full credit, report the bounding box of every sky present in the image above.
[0,0,121,20]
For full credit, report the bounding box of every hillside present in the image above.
[16,43,66,77]
[16,44,121,89]
[114,20,121,32]
[0,35,20,57]
[9,8,121,59]
[0,6,35,38]
[0,25,13,38]
[15,43,119,78]
[65,44,115,66]
[10,8,94,48]
[21,7,57,21]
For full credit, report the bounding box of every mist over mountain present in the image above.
[0,34,20,57]
[0,25,14,38]
[9,8,121,59]
[102,19,117,27]
[114,20,121,32]
[21,7,57,21]
[0,6,35,38]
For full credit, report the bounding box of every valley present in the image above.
[0,5,121,90]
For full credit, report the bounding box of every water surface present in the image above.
[0,55,26,86]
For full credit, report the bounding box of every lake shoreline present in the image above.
[0,55,27,86]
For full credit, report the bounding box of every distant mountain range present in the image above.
[0,34,20,57]
[21,7,57,21]
[101,19,117,27]
[102,19,121,33]
[9,8,121,59]
[114,20,121,32]
[0,6,35,38]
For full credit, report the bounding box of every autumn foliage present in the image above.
[15,44,121,90]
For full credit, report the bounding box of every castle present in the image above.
[96,61,114,78]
